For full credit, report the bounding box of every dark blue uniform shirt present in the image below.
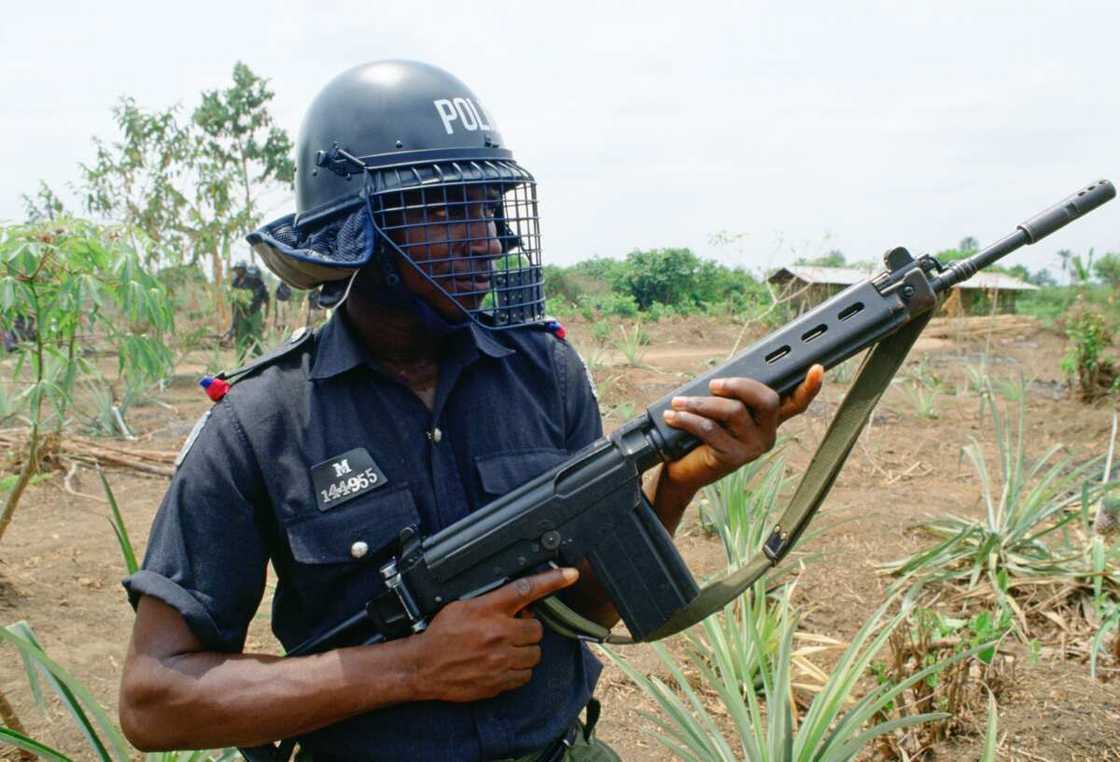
[124,311,604,761]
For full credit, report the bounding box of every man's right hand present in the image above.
[408,567,579,702]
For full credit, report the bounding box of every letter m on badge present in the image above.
[332,459,352,477]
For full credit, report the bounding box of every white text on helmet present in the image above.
[433,98,493,135]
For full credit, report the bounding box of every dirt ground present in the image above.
[1,313,1118,761]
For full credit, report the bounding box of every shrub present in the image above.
[1061,309,1118,401]
[881,390,1117,635]
[602,591,977,762]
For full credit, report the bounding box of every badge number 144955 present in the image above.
[310,448,388,511]
[320,467,380,506]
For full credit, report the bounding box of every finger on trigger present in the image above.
[488,567,579,615]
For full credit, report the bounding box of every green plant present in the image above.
[0,621,238,761]
[1089,597,1119,679]
[700,455,787,566]
[612,321,648,367]
[900,379,939,419]
[99,466,138,575]
[0,381,19,424]
[590,320,612,346]
[882,394,1116,631]
[870,607,1012,757]
[963,363,991,397]
[0,219,174,543]
[609,402,635,422]
[980,691,1000,762]
[904,355,942,391]
[995,373,1032,402]
[692,457,836,697]
[603,592,972,761]
[1061,309,1118,402]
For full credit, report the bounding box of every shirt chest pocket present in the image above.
[475,448,569,499]
[282,485,421,617]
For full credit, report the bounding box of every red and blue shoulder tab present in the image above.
[536,317,567,341]
[198,326,315,403]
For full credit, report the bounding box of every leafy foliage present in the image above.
[79,61,293,330]
[1061,309,1118,401]
[881,391,1118,634]
[0,218,173,542]
[603,592,969,762]
[550,249,764,321]
[1092,252,1120,290]
[0,621,236,761]
[870,607,1013,757]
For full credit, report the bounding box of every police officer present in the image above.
[229,261,270,360]
[119,61,823,761]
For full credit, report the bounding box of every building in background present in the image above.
[767,265,1038,316]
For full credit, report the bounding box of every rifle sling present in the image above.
[534,311,932,644]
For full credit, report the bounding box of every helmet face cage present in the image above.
[365,159,544,329]
[366,159,545,329]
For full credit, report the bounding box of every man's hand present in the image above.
[409,567,579,703]
[660,365,825,494]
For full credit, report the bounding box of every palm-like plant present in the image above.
[602,592,974,761]
[881,391,1117,630]
[0,621,236,761]
[694,456,835,694]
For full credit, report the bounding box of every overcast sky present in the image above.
[4,0,1117,277]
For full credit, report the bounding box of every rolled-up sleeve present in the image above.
[123,399,270,653]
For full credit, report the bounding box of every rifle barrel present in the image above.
[930,179,1115,292]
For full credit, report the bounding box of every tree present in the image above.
[79,62,294,327]
[0,218,174,544]
[81,97,198,266]
[959,236,979,255]
[1093,252,1120,290]
[1028,268,1057,287]
[20,181,66,223]
[192,61,295,288]
[1069,250,1094,286]
[621,248,704,309]
[796,249,846,267]
[1056,249,1073,285]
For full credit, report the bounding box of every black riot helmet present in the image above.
[249,60,545,328]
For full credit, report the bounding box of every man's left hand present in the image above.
[660,364,824,494]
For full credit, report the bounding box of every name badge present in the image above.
[311,448,387,511]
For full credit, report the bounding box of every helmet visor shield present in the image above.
[369,160,545,329]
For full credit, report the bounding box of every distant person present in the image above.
[3,314,34,353]
[229,261,269,360]
[273,280,293,331]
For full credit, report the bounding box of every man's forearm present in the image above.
[122,632,425,750]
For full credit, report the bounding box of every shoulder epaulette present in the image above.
[198,327,315,402]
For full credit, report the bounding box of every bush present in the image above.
[576,292,638,319]
[1062,309,1118,401]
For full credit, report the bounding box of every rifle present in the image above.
[289,179,1115,654]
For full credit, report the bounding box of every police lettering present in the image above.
[433,97,493,135]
